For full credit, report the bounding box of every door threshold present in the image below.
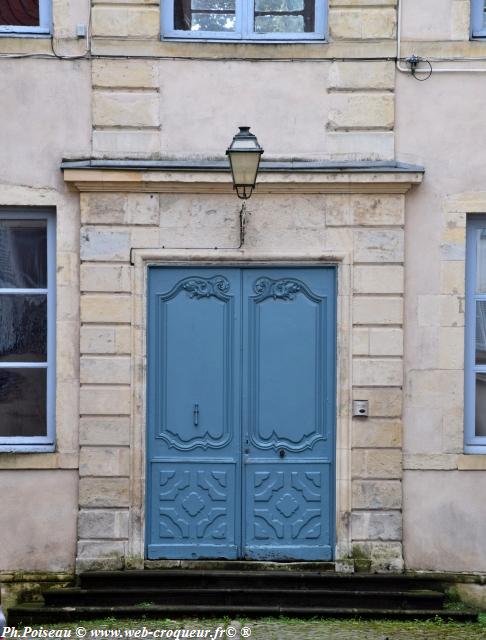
[144,560,336,572]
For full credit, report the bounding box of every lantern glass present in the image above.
[226,126,263,198]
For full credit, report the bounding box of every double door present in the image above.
[146,266,336,560]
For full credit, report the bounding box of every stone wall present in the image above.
[74,182,410,570]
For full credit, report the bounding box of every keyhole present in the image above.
[279,449,285,459]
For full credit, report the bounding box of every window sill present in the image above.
[0,451,78,470]
[0,35,52,55]
[458,454,486,470]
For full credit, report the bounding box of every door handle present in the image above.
[193,403,199,426]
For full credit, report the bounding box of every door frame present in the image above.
[128,250,351,568]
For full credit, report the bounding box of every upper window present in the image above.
[162,0,326,40]
[465,216,486,453]
[471,0,486,37]
[0,209,55,452]
[0,0,51,35]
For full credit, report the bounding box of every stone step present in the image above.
[43,587,445,609]
[8,604,478,626]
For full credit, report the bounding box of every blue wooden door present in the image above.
[147,267,335,560]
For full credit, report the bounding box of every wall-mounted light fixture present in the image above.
[226,126,264,200]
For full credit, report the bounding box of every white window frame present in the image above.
[161,0,327,41]
[0,0,51,36]
[471,0,486,38]
[0,208,56,452]
[465,216,486,453]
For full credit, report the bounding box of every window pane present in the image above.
[476,301,486,364]
[254,0,314,33]
[0,368,46,437]
[174,0,235,31]
[476,228,486,293]
[476,373,486,436]
[0,0,40,27]
[0,219,47,288]
[0,295,47,362]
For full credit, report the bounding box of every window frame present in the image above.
[0,0,51,36]
[471,0,486,38]
[465,216,486,453]
[0,208,56,452]
[161,0,327,41]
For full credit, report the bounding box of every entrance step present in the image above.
[7,570,478,625]
[144,560,337,572]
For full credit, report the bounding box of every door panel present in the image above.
[242,269,335,560]
[147,266,335,561]
[147,268,241,559]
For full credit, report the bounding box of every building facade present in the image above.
[1,0,486,609]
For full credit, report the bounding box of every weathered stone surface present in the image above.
[352,511,402,541]
[353,358,403,387]
[79,477,130,507]
[78,509,129,539]
[80,356,131,384]
[328,93,394,130]
[81,295,131,323]
[353,541,404,573]
[353,265,403,294]
[352,449,402,479]
[352,480,402,509]
[81,326,131,355]
[81,228,130,261]
[92,6,159,38]
[79,447,130,477]
[81,263,132,293]
[80,417,130,446]
[352,419,402,447]
[82,193,159,226]
[438,326,464,369]
[330,8,396,40]
[93,130,160,157]
[93,90,160,128]
[352,388,402,417]
[353,328,369,355]
[353,297,403,325]
[326,131,394,161]
[369,328,403,356]
[80,386,131,415]
[93,59,159,88]
[354,230,404,263]
[328,61,395,91]
[440,260,465,295]
[77,540,126,559]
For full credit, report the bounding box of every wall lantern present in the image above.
[226,126,264,200]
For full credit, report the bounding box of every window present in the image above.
[0,209,55,451]
[162,0,326,40]
[471,0,486,37]
[0,0,51,35]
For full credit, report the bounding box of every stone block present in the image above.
[352,388,402,417]
[93,59,159,88]
[77,540,126,559]
[81,295,131,323]
[354,230,404,263]
[440,295,465,327]
[80,447,130,477]
[78,509,129,539]
[92,6,159,38]
[406,370,463,410]
[330,8,396,40]
[81,326,131,354]
[352,449,402,479]
[353,358,403,386]
[81,193,159,226]
[438,327,464,369]
[352,196,403,226]
[353,328,369,355]
[328,61,395,90]
[326,132,394,161]
[369,328,403,356]
[351,511,402,541]
[440,261,465,295]
[353,266,403,294]
[79,477,130,507]
[353,297,403,325]
[353,541,404,573]
[352,419,402,447]
[328,93,394,130]
[352,480,402,509]
[131,226,160,248]
[81,228,130,261]
[80,417,130,446]
[81,264,132,293]
[80,356,131,385]
[93,90,160,128]
[80,386,131,415]
[93,130,160,158]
